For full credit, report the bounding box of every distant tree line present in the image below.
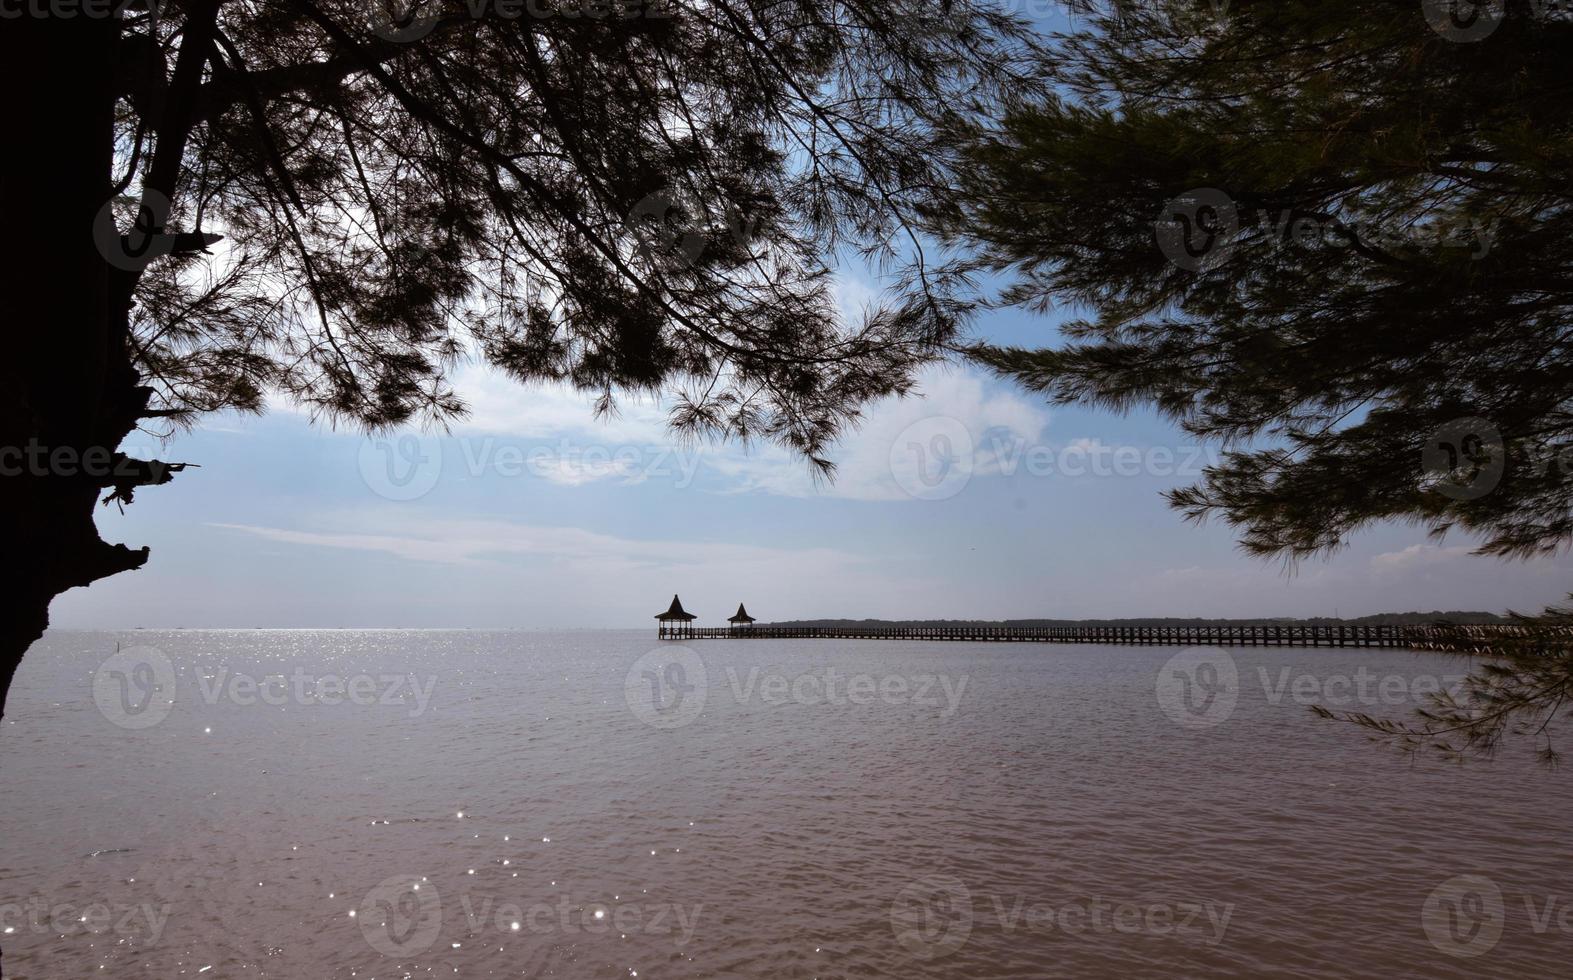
[768,612,1510,629]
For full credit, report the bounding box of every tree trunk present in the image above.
[0,13,149,727]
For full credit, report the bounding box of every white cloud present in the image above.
[406,360,1053,500]
[703,364,1052,501]
[831,268,882,326]
[257,272,1054,500]
[211,518,864,573]
[1369,544,1475,577]
[451,367,672,444]
[530,453,644,486]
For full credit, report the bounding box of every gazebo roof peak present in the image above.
[655,594,697,621]
[728,602,755,624]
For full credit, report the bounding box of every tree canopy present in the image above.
[0,0,1042,707]
[937,0,1573,562]
[116,0,1039,466]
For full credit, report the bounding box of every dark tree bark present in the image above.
[0,14,154,726]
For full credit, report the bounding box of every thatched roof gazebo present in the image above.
[728,603,756,630]
[655,594,697,638]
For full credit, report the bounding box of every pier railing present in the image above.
[656,623,1526,648]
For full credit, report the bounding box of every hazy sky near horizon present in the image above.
[48,267,1573,629]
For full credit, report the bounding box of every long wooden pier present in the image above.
[656,623,1472,648]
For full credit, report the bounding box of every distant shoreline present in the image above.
[49,609,1514,631]
[761,611,1509,629]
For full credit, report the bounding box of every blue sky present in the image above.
[52,271,1573,629]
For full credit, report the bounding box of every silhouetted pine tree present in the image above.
[932,0,1573,763]
[0,0,1043,708]
[1315,597,1573,766]
[938,0,1573,562]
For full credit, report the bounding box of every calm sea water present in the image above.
[2,629,1571,978]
